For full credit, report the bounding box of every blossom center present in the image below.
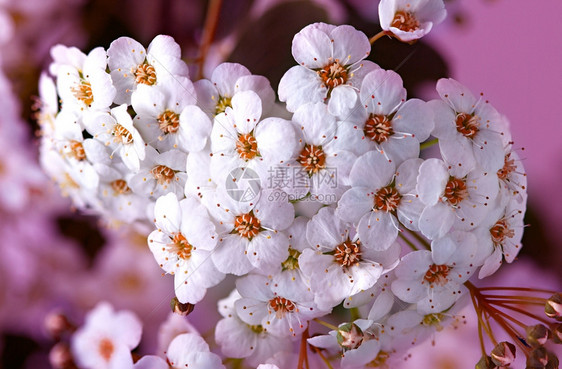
[151,165,176,185]
[69,140,86,161]
[134,62,157,85]
[391,10,420,32]
[236,133,259,160]
[373,186,402,212]
[422,313,445,330]
[490,219,515,247]
[169,232,193,260]
[113,124,134,144]
[110,179,131,195]
[497,153,517,180]
[234,212,261,239]
[298,144,326,175]
[281,248,301,271]
[72,81,93,106]
[318,61,348,89]
[334,240,362,267]
[444,177,468,206]
[250,324,264,334]
[215,95,232,115]
[268,296,296,319]
[364,114,394,144]
[455,113,480,139]
[370,351,390,367]
[157,110,180,134]
[423,264,451,286]
[98,338,114,361]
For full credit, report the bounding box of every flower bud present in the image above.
[336,322,364,350]
[49,342,77,369]
[545,352,559,369]
[170,297,195,316]
[551,323,562,344]
[526,324,551,347]
[545,293,562,320]
[44,311,75,340]
[527,346,549,368]
[491,341,516,367]
[475,355,495,369]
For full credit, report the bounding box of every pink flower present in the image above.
[71,302,142,369]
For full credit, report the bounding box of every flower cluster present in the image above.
[36,0,546,367]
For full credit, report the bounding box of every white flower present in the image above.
[353,68,434,164]
[156,312,200,357]
[475,193,525,278]
[95,163,150,224]
[215,290,292,366]
[210,90,299,187]
[430,78,509,177]
[52,45,116,113]
[107,35,189,105]
[337,151,425,251]
[210,188,294,276]
[85,104,146,172]
[416,158,499,239]
[278,102,356,203]
[39,147,100,211]
[379,0,447,42]
[131,76,211,152]
[51,108,112,190]
[278,22,379,116]
[165,333,225,369]
[270,216,315,304]
[299,207,395,310]
[36,72,59,136]
[148,193,224,304]
[133,356,168,369]
[497,144,527,203]
[343,273,396,320]
[234,273,321,337]
[71,302,142,369]
[384,301,467,350]
[194,62,276,117]
[129,146,187,200]
[391,232,477,314]
[184,147,217,208]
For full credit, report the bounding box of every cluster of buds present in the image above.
[44,311,78,369]
[471,288,561,369]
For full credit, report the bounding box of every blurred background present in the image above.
[0,0,560,367]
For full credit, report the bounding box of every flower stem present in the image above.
[491,301,552,325]
[405,227,431,250]
[471,290,488,356]
[420,138,438,150]
[311,345,334,369]
[483,295,547,303]
[369,30,388,44]
[398,232,418,251]
[297,327,310,369]
[314,318,339,331]
[197,0,222,79]
[478,286,557,294]
[350,307,361,321]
